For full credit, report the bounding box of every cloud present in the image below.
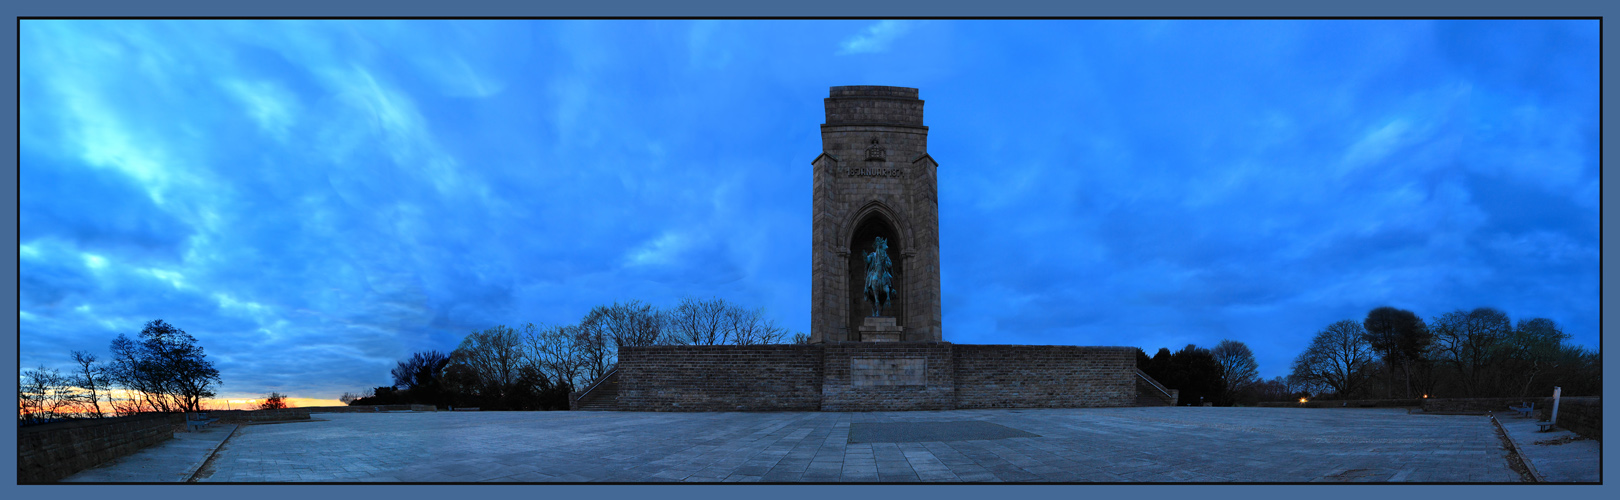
[20,150,194,262]
[220,78,300,142]
[1340,118,1413,173]
[838,20,912,55]
[18,20,1597,395]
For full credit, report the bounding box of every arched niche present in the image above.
[847,212,904,337]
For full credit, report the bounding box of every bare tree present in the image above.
[142,320,221,412]
[105,320,220,413]
[70,351,109,418]
[1429,308,1511,397]
[339,392,361,405]
[1548,344,1601,396]
[19,369,46,422]
[723,305,789,345]
[108,333,167,413]
[1289,320,1375,398]
[570,300,665,384]
[258,392,288,409]
[452,326,526,395]
[665,296,730,345]
[589,300,667,349]
[665,296,793,345]
[1502,318,1568,397]
[20,366,74,423]
[523,323,587,392]
[790,332,811,345]
[1211,339,1259,397]
[574,314,614,383]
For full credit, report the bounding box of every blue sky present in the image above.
[19,20,1599,402]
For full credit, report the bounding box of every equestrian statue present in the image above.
[863,236,895,317]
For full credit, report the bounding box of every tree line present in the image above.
[1137,306,1597,406]
[20,319,222,424]
[1288,306,1599,400]
[1136,339,1269,406]
[344,296,805,411]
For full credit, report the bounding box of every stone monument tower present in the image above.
[810,86,943,343]
[595,86,1139,413]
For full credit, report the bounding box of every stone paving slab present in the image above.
[1495,413,1600,483]
[848,420,1039,443]
[61,423,238,482]
[64,407,1542,483]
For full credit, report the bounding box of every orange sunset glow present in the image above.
[24,389,348,417]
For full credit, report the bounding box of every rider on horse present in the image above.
[864,236,894,316]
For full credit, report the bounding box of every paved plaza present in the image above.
[156,407,1539,483]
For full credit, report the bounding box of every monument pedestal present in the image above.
[857,317,903,342]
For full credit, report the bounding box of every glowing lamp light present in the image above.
[1422,394,1428,399]
[1298,398,1308,403]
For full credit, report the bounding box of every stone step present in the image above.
[573,379,619,411]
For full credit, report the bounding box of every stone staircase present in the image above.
[1136,393,1172,406]
[1135,368,1178,406]
[571,370,619,411]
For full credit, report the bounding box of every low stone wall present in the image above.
[954,345,1135,409]
[821,342,955,411]
[302,404,436,413]
[1257,399,1423,408]
[1536,397,1600,441]
[1422,397,1540,413]
[213,408,313,422]
[212,404,434,422]
[17,412,186,483]
[615,342,1137,411]
[1415,397,1600,440]
[617,344,824,411]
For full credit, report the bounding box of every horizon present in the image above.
[19,20,1599,403]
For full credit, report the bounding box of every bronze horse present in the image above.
[864,236,894,317]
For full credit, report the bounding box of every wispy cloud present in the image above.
[837,20,912,55]
[220,78,300,142]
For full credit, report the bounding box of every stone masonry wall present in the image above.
[1534,397,1601,441]
[300,404,436,413]
[824,86,923,125]
[812,85,942,344]
[616,345,824,411]
[904,152,942,341]
[1419,396,1599,440]
[18,412,186,483]
[1422,397,1546,413]
[212,408,313,423]
[1257,399,1422,408]
[613,343,1140,412]
[821,342,955,411]
[953,345,1136,409]
[210,405,432,423]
